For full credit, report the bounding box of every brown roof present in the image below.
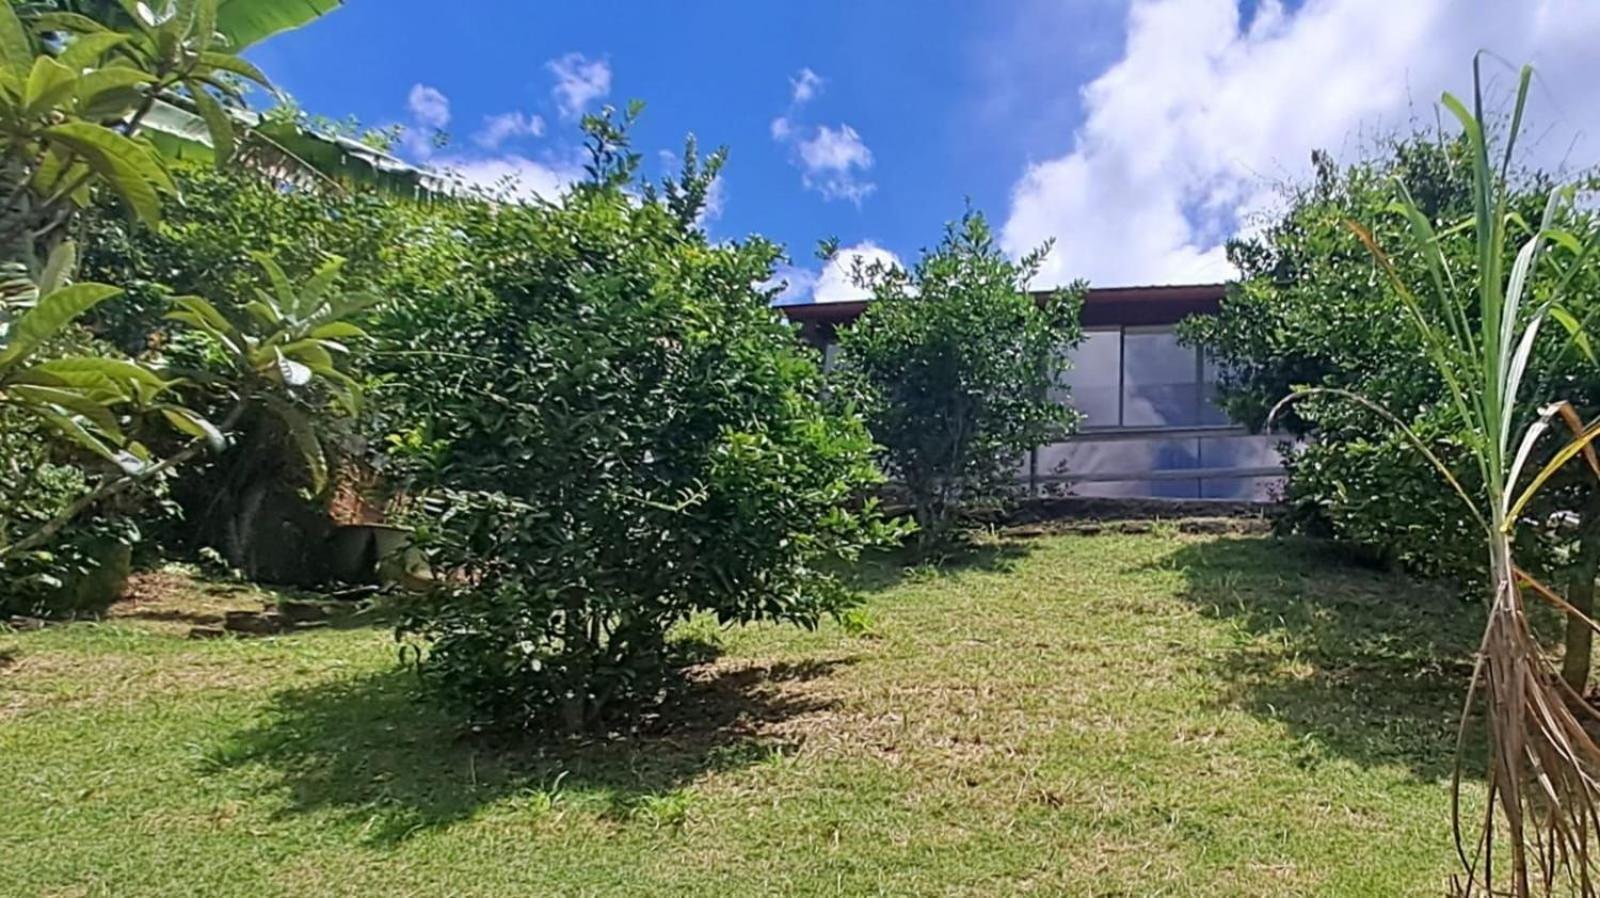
[777,283,1227,331]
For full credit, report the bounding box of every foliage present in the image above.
[0,0,345,605]
[0,242,186,468]
[390,111,902,732]
[39,1,344,52]
[1182,138,1600,583]
[80,162,408,352]
[0,408,128,615]
[0,0,277,264]
[165,253,377,487]
[1264,61,1600,895]
[71,161,448,571]
[833,209,1083,550]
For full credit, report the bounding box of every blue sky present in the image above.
[250,0,1600,302]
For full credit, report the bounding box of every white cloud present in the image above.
[999,0,1600,288]
[406,84,450,130]
[400,84,452,159]
[781,241,902,303]
[475,111,545,150]
[791,67,824,104]
[432,154,582,203]
[769,263,817,303]
[548,52,612,119]
[394,85,573,203]
[770,69,877,205]
[814,242,899,302]
[794,123,876,204]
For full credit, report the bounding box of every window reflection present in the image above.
[1121,328,1200,427]
[1058,329,1120,427]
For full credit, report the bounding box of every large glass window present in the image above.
[1032,324,1283,500]
[1058,329,1121,427]
[1121,327,1202,427]
[1200,353,1233,426]
[1059,326,1233,430]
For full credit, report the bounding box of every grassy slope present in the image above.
[0,532,1489,897]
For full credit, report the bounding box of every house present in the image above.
[778,283,1282,501]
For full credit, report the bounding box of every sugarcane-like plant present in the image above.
[1278,60,1600,896]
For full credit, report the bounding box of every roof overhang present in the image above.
[777,283,1227,335]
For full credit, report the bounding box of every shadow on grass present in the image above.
[847,536,1035,594]
[1156,536,1486,781]
[206,655,850,844]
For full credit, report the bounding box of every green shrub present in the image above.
[0,412,140,618]
[1181,138,1600,585]
[834,210,1083,550]
[390,111,903,732]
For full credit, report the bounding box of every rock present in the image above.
[277,600,330,624]
[223,610,285,635]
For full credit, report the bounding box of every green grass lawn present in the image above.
[1,531,1492,897]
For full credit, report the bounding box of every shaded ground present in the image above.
[1157,537,1486,781]
[209,656,853,844]
[0,532,1485,897]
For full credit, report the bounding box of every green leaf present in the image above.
[0,282,123,369]
[76,86,145,124]
[192,0,218,53]
[213,0,342,50]
[165,294,244,357]
[23,55,76,117]
[308,321,368,340]
[196,50,270,87]
[8,383,125,440]
[263,395,327,492]
[243,298,281,326]
[18,355,170,399]
[1549,306,1594,365]
[160,406,227,451]
[26,12,111,35]
[280,338,335,372]
[317,365,362,415]
[113,0,157,36]
[42,121,174,225]
[296,256,345,313]
[26,405,123,464]
[168,294,233,333]
[251,251,297,314]
[0,2,33,85]
[319,289,385,323]
[74,67,156,118]
[57,32,131,69]
[188,84,234,166]
[39,240,76,295]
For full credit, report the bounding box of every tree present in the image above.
[834,210,1083,551]
[1182,134,1600,688]
[389,109,903,732]
[1198,61,1600,895]
[76,162,418,574]
[0,0,354,602]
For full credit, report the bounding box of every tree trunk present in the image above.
[1561,489,1600,693]
[227,480,270,578]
